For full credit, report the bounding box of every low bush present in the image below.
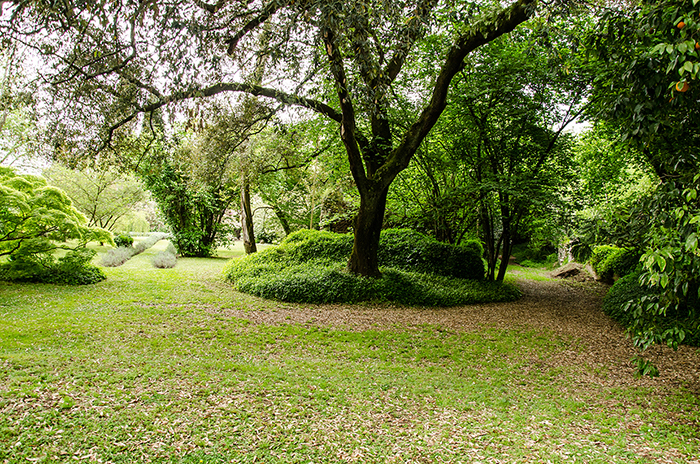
[0,248,105,285]
[224,229,514,306]
[378,229,486,280]
[114,234,134,248]
[165,242,177,255]
[100,247,134,267]
[227,258,519,306]
[603,270,699,346]
[153,251,177,268]
[590,245,641,283]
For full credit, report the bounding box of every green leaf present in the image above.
[683,61,694,72]
[654,254,666,272]
[685,233,698,252]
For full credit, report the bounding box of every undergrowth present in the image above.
[224,229,518,306]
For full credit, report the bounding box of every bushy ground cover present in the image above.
[224,229,518,306]
[0,248,698,463]
[603,269,699,347]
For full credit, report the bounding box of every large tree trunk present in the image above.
[348,185,389,278]
[241,180,257,254]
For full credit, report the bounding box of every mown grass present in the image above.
[0,246,698,463]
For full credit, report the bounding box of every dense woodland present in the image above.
[1,0,699,372]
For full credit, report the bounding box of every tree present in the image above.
[0,45,40,171]
[250,119,350,236]
[3,0,541,276]
[390,21,589,280]
[43,164,147,231]
[141,101,271,257]
[0,166,112,284]
[586,0,699,366]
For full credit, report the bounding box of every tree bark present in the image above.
[272,204,292,236]
[348,184,389,278]
[240,180,257,254]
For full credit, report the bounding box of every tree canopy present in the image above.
[2,0,543,276]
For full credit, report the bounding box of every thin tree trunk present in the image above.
[241,180,257,254]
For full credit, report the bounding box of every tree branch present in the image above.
[379,0,537,187]
[100,82,342,150]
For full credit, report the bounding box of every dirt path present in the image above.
[218,276,700,393]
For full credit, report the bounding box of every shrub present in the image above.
[223,229,510,306]
[153,251,177,268]
[0,248,105,285]
[114,234,134,248]
[378,229,486,280]
[165,242,177,255]
[590,245,641,283]
[100,247,135,267]
[603,270,698,347]
[226,258,519,306]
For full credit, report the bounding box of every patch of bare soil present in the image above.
[213,277,700,393]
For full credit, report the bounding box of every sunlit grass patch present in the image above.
[0,253,698,463]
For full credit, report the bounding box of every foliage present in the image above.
[603,269,699,349]
[43,164,147,231]
[113,234,134,248]
[0,246,106,285]
[141,159,237,258]
[377,229,485,281]
[587,0,700,179]
[629,176,700,352]
[568,125,657,259]
[584,0,700,368]
[224,229,500,305]
[3,0,541,277]
[590,245,641,283]
[399,19,590,281]
[225,258,518,306]
[0,45,40,171]
[251,120,351,236]
[0,166,111,284]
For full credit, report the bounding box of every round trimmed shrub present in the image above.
[114,234,134,248]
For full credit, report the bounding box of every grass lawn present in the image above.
[0,243,698,463]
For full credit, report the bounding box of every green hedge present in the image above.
[378,229,485,280]
[114,234,134,248]
[223,229,513,306]
[590,245,640,283]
